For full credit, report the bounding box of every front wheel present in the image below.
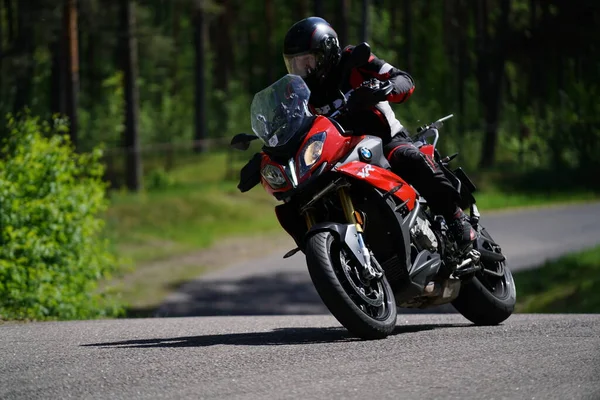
[305,231,397,340]
[452,226,516,325]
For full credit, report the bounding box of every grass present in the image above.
[475,190,599,211]
[103,151,600,313]
[471,166,600,210]
[104,150,283,312]
[106,151,280,264]
[514,245,600,313]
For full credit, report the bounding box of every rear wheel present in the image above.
[452,227,516,325]
[305,231,397,339]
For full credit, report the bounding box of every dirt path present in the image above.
[135,233,293,277]
[115,233,295,312]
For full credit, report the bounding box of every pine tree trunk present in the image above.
[49,34,66,116]
[65,0,79,148]
[389,0,398,55]
[171,0,181,94]
[476,0,510,169]
[121,0,142,190]
[339,0,349,46]
[193,0,207,153]
[361,0,369,43]
[314,0,324,17]
[0,1,3,101]
[457,0,468,135]
[13,1,34,114]
[5,0,14,43]
[295,1,307,19]
[213,0,233,90]
[265,0,275,83]
[403,0,413,72]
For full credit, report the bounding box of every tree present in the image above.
[193,0,207,153]
[64,0,79,148]
[456,0,469,137]
[49,22,66,116]
[12,1,35,114]
[339,0,350,46]
[361,0,370,43]
[314,0,324,17]
[265,0,275,83]
[295,1,308,19]
[120,0,142,190]
[403,0,413,72]
[474,0,511,169]
[212,0,234,90]
[0,0,595,181]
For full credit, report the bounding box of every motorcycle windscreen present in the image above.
[250,74,312,148]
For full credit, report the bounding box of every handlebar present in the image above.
[416,114,454,133]
[329,79,393,119]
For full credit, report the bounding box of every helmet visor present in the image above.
[283,53,317,78]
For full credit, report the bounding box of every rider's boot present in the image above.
[448,207,476,251]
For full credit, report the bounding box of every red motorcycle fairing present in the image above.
[336,161,418,211]
[260,115,361,196]
[419,144,435,158]
[297,116,364,184]
[260,153,291,196]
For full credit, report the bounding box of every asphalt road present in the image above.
[159,202,600,317]
[1,314,599,399]
[2,203,600,400]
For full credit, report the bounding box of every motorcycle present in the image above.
[231,43,516,340]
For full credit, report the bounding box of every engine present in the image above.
[410,215,438,251]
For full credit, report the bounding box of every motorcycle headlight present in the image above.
[298,131,326,177]
[261,164,288,189]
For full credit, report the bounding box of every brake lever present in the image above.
[380,82,393,96]
[373,81,393,102]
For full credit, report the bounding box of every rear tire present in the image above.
[452,227,516,325]
[305,231,397,340]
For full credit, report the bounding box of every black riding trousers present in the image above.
[383,134,461,219]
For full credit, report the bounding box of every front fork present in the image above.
[304,187,381,280]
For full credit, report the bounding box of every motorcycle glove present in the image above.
[238,152,262,193]
[346,84,392,112]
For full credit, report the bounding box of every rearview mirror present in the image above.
[230,133,258,151]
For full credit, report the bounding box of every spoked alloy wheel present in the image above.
[452,227,516,325]
[306,231,397,340]
[477,231,511,299]
[338,243,389,320]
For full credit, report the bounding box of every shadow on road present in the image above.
[82,323,469,348]
[137,271,455,318]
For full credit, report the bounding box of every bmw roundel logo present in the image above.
[359,147,372,161]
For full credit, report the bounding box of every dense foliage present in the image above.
[0,114,120,320]
[0,0,598,174]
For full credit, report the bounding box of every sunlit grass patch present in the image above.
[515,246,600,313]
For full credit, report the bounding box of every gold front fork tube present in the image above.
[304,210,315,229]
[338,188,363,233]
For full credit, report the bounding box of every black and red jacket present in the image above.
[307,45,415,143]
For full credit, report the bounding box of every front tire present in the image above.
[452,227,516,325]
[305,231,397,340]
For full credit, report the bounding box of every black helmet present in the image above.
[283,17,341,85]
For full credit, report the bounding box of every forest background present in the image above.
[2,0,599,184]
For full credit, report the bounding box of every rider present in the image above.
[282,16,476,249]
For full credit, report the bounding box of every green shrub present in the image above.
[0,113,122,320]
[145,167,176,191]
